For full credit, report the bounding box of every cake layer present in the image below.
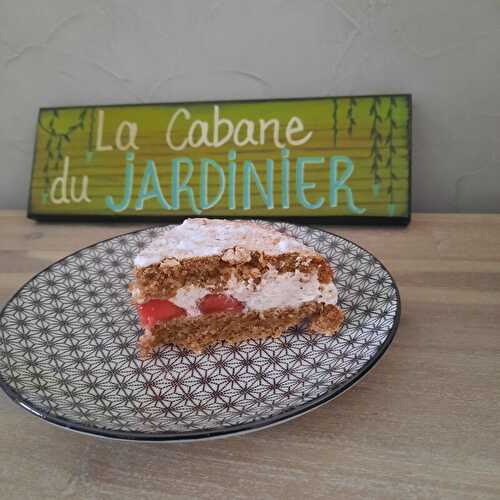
[139,302,343,353]
[167,268,337,316]
[134,218,315,267]
[132,251,333,303]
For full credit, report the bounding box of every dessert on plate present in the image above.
[130,218,343,353]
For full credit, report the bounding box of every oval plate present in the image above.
[0,222,400,441]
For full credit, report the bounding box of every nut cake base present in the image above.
[139,302,343,353]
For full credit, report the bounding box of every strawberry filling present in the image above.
[137,294,244,328]
[198,294,244,315]
[137,299,187,328]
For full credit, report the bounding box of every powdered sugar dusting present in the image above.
[134,218,314,267]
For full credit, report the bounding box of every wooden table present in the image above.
[0,211,499,500]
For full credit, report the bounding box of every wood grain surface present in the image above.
[0,211,499,500]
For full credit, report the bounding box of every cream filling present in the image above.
[169,268,337,316]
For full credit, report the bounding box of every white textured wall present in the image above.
[1,0,499,212]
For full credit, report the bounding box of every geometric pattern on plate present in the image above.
[0,221,399,439]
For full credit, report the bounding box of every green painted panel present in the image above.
[29,95,411,223]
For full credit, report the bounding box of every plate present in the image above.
[0,221,400,441]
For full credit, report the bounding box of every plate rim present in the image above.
[0,222,401,442]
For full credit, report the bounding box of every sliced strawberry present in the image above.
[137,299,186,328]
[198,294,244,315]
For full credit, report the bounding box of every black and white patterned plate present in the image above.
[0,222,399,441]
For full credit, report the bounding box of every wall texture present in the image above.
[1,0,499,212]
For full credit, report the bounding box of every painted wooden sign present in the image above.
[28,95,411,224]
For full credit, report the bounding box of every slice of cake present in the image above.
[130,219,343,353]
